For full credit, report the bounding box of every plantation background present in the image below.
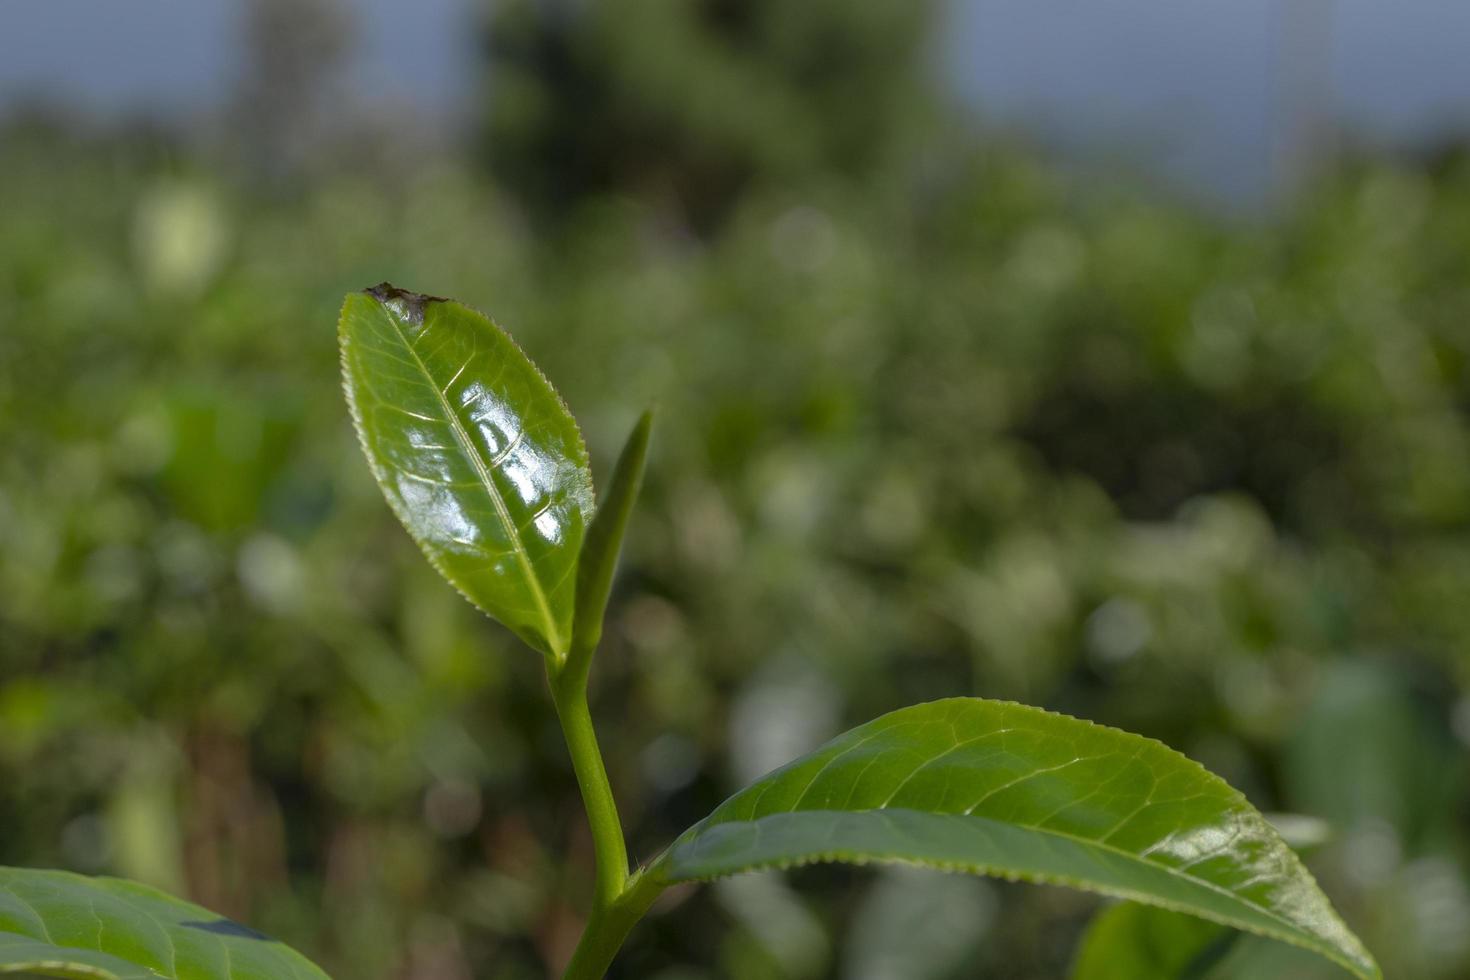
[3,3,1469,978]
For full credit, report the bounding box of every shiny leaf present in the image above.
[1072,815,1342,979]
[571,410,653,661]
[0,867,330,979]
[339,285,594,658]
[655,698,1378,980]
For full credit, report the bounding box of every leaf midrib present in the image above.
[379,302,563,656]
[3,878,177,977]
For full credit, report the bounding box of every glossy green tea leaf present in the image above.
[1070,816,1345,979]
[570,410,653,661]
[339,285,595,658]
[655,698,1378,980]
[0,867,330,979]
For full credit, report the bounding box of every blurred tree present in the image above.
[230,0,354,179]
[479,0,936,230]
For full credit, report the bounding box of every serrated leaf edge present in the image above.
[651,698,1379,980]
[657,811,1375,980]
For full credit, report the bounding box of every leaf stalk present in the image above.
[550,654,632,914]
[558,868,665,980]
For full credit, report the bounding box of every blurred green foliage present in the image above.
[3,5,1470,976]
[481,0,932,228]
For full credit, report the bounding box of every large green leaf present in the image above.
[0,867,329,979]
[339,285,594,659]
[653,698,1378,980]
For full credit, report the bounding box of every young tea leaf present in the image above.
[652,698,1378,980]
[339,285,594,659]
[0,867,330,979]
[570,410,653,662]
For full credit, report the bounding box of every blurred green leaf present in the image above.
[339,285,594,659]
[1285,661,1459,846]
[1072,901,1234,980]
[0,867,329,979]
[1072,901,1353,980]
[655,698,1378,980]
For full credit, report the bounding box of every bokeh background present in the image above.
[3,2,1470,977]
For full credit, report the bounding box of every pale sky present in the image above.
[4,1,1469,206]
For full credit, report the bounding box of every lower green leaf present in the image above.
[1073,901,1349,979]
[1071,900,1240,979]
[0,868,330,980]
[653,698,1378,980]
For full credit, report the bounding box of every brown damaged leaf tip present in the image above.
[365,282,449,326]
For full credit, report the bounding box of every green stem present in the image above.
[550,655,630,912]
[550,644,666,977]
[560,868,666,980]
